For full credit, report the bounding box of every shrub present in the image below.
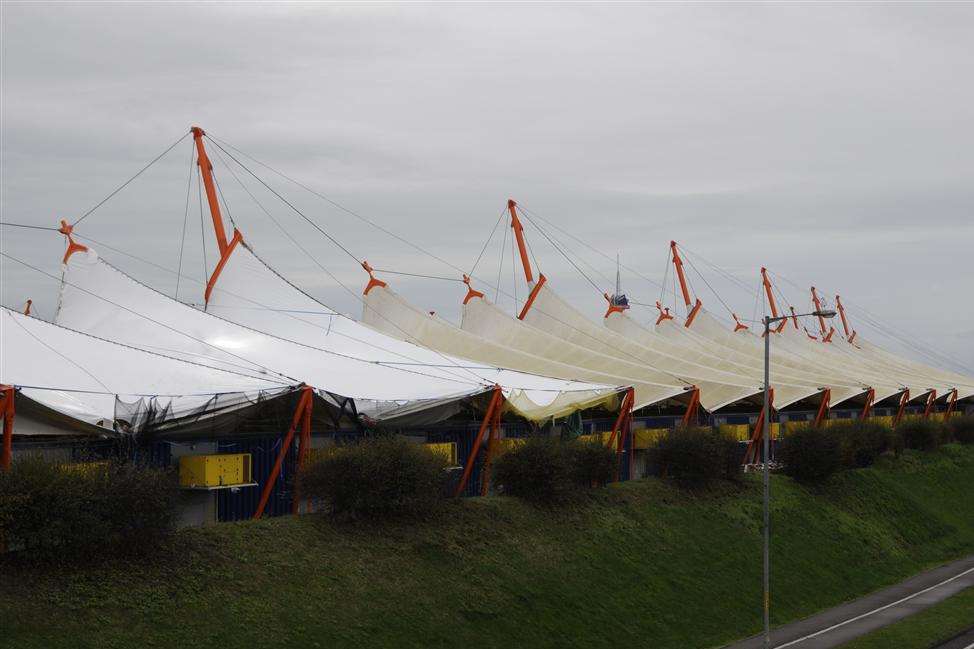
[947,415,974,445]
[777,425,841,484]
[0,455,177,561]
[831,420,893,468]
[648,427,740,487]
[298,437,449,520]
[897,418,944,451]
[492,437,574,502]
[565,439,616,487]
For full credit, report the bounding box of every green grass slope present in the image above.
[2,445,973,649]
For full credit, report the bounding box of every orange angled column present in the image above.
[254,386,313,520]
[813,388,831,428]
[454,386,504,497]
[893,389,910,427]
[191,126,229,256]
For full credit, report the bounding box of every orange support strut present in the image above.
[606,388,635,483]
[480,399,503,496]
[893,389,910,427]
[254,386,313,519]
[760,268,780,320]
[922,390,937,419]
[860,388,875,420]
[835,295,856,343]
[191,127,229,256]
[681,387,700,427]
[944,389,958,421]
[1,386,14,471]
[507,200,534,284]
[454,386,504,497]
[744,388,774,464]
[813,388,831,428]
[670,241,693,308]
[22,299,32,316]
[518,274,547,320]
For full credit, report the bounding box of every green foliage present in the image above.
[897,418,945,451]
[4,446,973,649]
[946,414,974,444]
[648,427,740,487]
[830,419,897,468]
[777,425,842,483]
[492,436,575,502]
[298,437,449,520]
[0,455,177,561]
[565,438,616,487]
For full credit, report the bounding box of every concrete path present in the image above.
[934,626,974,649]
[724,555,974,649]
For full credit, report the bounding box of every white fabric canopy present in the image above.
[53,244,620,421]
[0,307,290,432]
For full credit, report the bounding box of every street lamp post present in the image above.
[761,309,835,649]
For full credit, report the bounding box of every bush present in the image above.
[777,425,841,484]
[492,437,574,502]
[648,427,740,487]
[831,420,894,468]
[565,439,616,487]
[298,437,449,520]
[947,415,974,445]
[0,455,178,561]
[897,418,944,451]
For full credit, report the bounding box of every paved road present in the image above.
[934,626,974,649]
[724,555,974,649]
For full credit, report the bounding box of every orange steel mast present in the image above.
[507,200,534,284]
[835,295,856,343]
[670,241,702,327]
[191,127,229,256]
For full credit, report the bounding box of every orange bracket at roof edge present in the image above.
[655,301,675,325]
[602,292,626,319]
[361,260,388,295]
[732,313,749,332]
[22,299,32,316]
[517,274,547,320]
[204,229,244,306]
[462,275,484,304]
[58,220,89,265]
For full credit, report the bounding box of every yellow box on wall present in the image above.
[633,428,668,449]
[424,442,458,466]
[179,453,253,489]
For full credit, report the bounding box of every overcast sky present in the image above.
[2,2,972,373]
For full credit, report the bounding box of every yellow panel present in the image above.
[424,442,458,465]
[60,461,109,477]
[632,428,668,449]
[578,432,612,445]
[179,453,251,488]
[498,437,528,454]
[719,424,751,442]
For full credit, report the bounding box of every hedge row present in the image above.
[0,456,178,562]
[779,414,974,484]
[492,437,616,502]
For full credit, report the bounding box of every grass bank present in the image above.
[2,445,973,649]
